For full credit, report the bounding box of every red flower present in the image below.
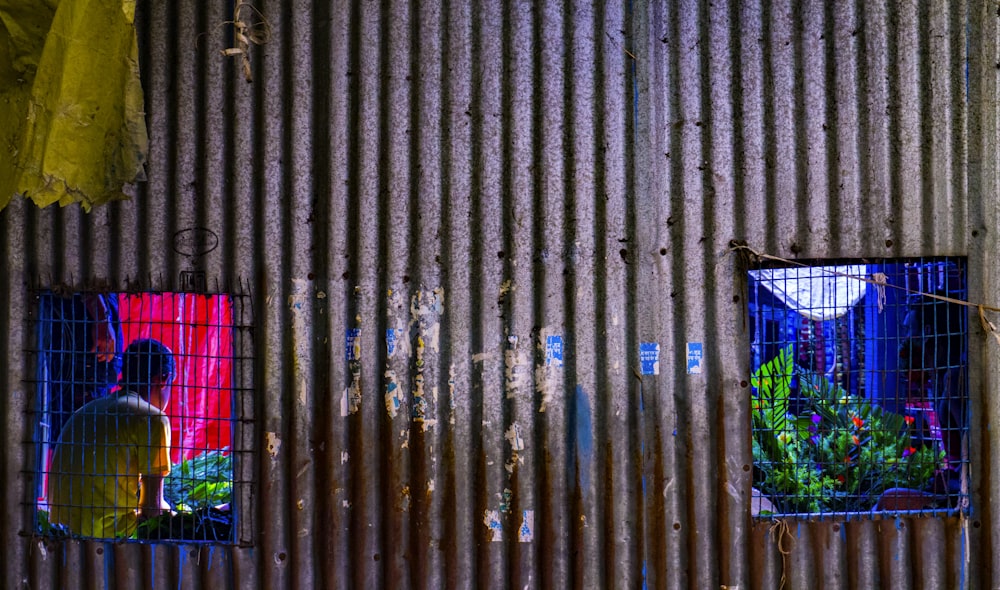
[852,435,860,445]
[904,415,915,425]
[851,416,864,429]
[902,446,917,458]
[837,475,845,483]
[843,455,852,464]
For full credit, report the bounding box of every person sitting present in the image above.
[47,338,176,538]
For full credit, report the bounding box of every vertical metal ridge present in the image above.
[0,198,20,584]
[966,0,997,584]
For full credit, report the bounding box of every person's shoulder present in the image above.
[78,394,120,412]
[118,391,167,416]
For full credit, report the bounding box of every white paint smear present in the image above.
[289,278,311,406]
[472,351,496,363]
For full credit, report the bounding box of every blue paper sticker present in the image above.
[687,342,703,374]
[639,342,660,375]
[346,328,361,361]
[545,335,564,367]
[386,328,399,357]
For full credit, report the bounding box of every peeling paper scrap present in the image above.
[519,510,534,543]
[265,432,281,458]
[536,328,564,413]
[343,374,362,416]
[345,328,361,361]
[386,328,399,357]
[409,289,444,353]
[504,424,525,451]
[504,336,531,398]
[498,279,513,305]
[499,488,513,513]
[384,370,403,419]
[483,509,503,542]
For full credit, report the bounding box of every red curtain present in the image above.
[119,293,233,463]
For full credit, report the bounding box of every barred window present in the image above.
[748,257,969,518]
[29,288,255,544]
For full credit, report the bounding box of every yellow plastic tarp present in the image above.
[0,0,148,212]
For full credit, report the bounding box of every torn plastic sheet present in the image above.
[0,0,148,212]
[750,265,868,321]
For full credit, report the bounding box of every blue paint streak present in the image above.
[574,386,594,495]
[103,543,113,590]
[177,547,186,590]
[641,559,647,590]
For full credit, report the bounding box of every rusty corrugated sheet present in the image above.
[1,0,998,588]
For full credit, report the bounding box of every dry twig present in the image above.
[222,1,272,83]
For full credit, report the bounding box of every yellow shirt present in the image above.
[48,392,171,538]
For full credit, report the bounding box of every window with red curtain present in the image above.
[118,293,234,463]
[33,289,245,543]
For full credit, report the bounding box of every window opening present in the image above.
[748,257,969,518]
[29,288,255,544]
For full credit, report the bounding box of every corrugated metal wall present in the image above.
[1,0,998,588]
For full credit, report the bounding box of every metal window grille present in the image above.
[747,257,969,518]
[25,283,255,545]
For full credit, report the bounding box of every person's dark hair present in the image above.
[120,339,176,386]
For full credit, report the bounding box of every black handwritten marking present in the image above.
[173,227,220,257]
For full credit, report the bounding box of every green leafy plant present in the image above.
[163,449,232,512]
[134,449,234,541]
[752,346,944,514]
[751,345,794,472]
